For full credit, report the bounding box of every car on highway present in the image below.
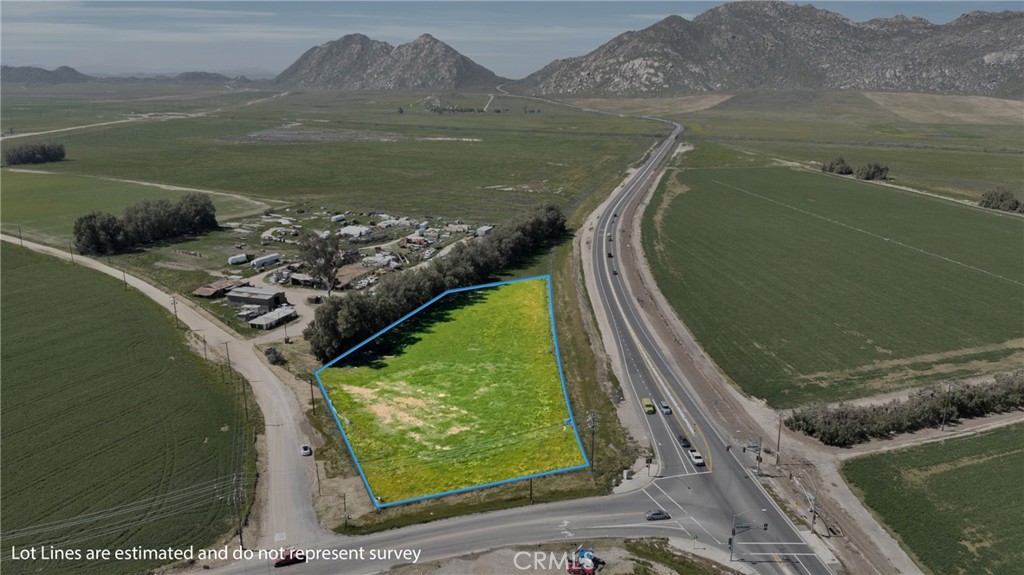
[688,449,705,467]
[641,398,656,414]
[299,445,312,456]
[644,509,671,521]
[677,434,691,448]
[274,548,306,568]
[659,400,672,414]
[612,270,618,275]
[607,252,613,258]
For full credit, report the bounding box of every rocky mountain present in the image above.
[1,65,94,84]
[275,33,504,90]
[515,2,1024,98]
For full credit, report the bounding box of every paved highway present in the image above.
[585,121,834,575]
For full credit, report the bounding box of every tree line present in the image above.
[978,186,1024,214]
[821,156,889,181]
[785,370,1024,447]
[4,143,65,166]
[73,193,218,255]
[304,204,566,362]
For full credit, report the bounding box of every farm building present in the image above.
[192,279,249,298]
[476,225,494,237]
[226,286,286,312]
[289,273,315,287]
[227,253,249,265]
[339,225,370,238]
[248,306,297,330]
[331,214,347,223]
[251,253,280,269]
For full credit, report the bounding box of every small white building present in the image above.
[330,214,347,223]
[248,306,297,330]
[339,225,370,238]
[476,225,494,237]
[227,253,249,265]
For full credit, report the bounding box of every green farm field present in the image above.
[674,91,1023,200]
[0,170,267,244]
[2,90,662,223]
[643,164,1024,407]
[843,424,1024,575]
[0,243,253,575]
[318,278,586,504]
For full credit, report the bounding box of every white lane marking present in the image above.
[652,481,687,514]
[274,532,287,542]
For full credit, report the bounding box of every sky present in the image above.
[2,1,1019,79]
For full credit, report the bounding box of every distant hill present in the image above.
[513,1,1024,98]
[275,33,505,91]
[172,71,233,83]
[1,65,94,84]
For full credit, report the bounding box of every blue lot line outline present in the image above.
[313,274,590,509]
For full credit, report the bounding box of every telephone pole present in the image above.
[170,296,180,327]
[586,411,600,470]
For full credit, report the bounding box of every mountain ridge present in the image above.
[512,2,1024,98]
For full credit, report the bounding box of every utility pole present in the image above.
[755,435,763,476]
[586,411,600,470]
[121,265,128,290]
[309,375,317,415]
[776,410,783,465]
[170,296,180,327]
[241,377,249,423]
[18,225,24,247]
[233,474,245,550]
[224,343,233,381]
[201,335,208,361]
[529,477,534,504]
[69,242,75,264]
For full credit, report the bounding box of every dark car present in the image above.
[645,509,671,521]
[677,434,691,448]
[274,549,306,568]
[607,252,613,258]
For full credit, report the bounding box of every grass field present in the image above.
[0,170,267,244]
[643,163,1024,406]
[2,89,661,223]
[318,277,587,504]
[671,91,1023,200]
[1,85,280,133]
[0,243,253,575]
[843,424,1024,575]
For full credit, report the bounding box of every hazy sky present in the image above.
[2,1,1018,79]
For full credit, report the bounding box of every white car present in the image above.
[688,449,705,467]
[299,445,312,457]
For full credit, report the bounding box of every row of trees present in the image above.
[304,204,566,362]
[978,186,1024,214]
[785,370,1023,447]
[4,143,65,165]
[821,156,889,181]
[73,193,218,255]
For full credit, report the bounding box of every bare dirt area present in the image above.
[863,92,1024,125]
[224,126,406,143]
[566,94,734,116]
